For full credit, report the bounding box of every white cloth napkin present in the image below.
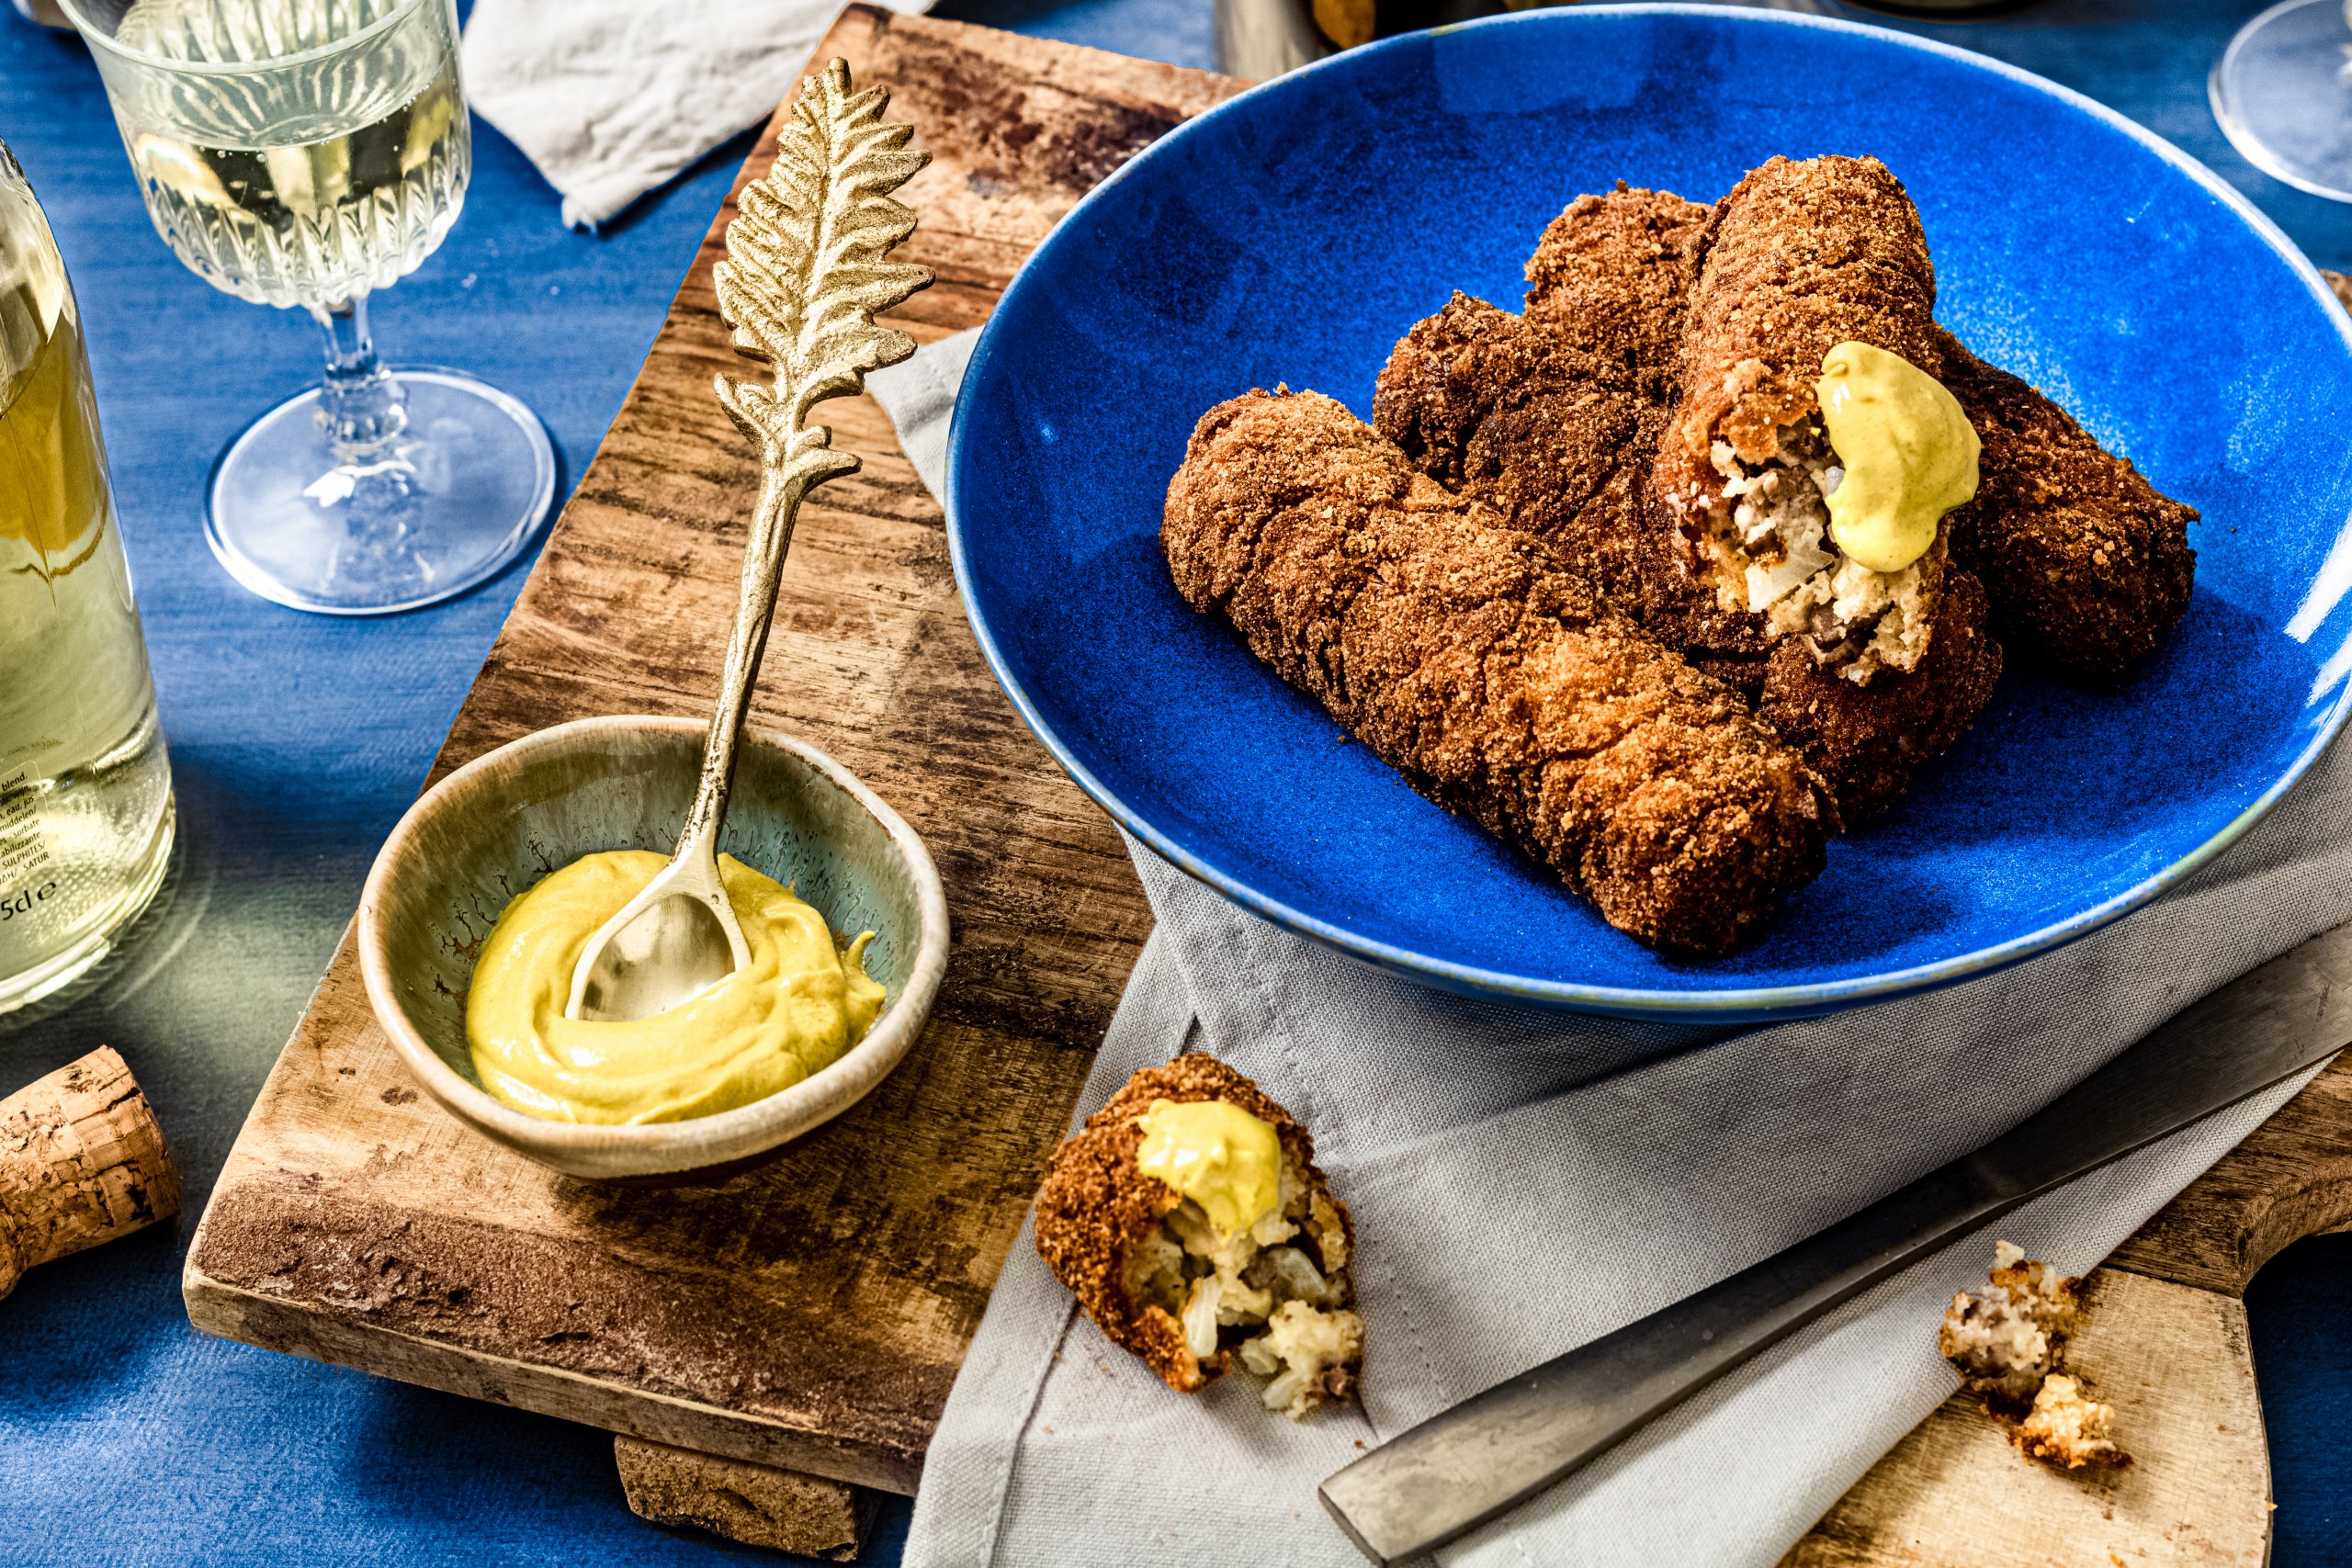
[460,0,932,229]
[868,334,2338,1566]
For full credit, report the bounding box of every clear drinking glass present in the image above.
[61,0,557,614]
[2212,0,2352,203]
[0,140,175,1014]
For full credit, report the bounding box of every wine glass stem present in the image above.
[311,294,408,457]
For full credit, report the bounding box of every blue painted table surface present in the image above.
[0,2,2342,1563]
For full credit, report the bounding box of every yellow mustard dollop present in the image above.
[1815,340,1980,574]
[1135,1097,1280,1237]
[465,849,884,1125]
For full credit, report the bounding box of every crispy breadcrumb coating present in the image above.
[1758,570,2002,820]
[1935,327,2197,682]
[1664,154,1943,487]
[1374,292,1758,681]
[1032,1054,1361,1418]
[1164,387,1838,954]
[1522,182,1709,404]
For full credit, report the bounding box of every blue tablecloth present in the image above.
[0,2,2343,1563]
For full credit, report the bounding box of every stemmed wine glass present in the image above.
[61,0,556,614]
[2212,0,2352,203]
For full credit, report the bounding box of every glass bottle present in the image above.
[0,139,175,1013]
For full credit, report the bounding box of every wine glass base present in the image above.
[2212,0,2352,203]
[204,366,558,615]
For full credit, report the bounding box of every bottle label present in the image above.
[0,769,58,923]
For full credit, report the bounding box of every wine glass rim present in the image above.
[58,0,435,76]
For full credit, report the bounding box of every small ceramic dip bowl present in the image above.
[356,715,948,1181]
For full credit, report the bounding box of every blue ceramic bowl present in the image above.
[945,5,2352,1021]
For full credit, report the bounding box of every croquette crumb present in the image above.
[2012,1375,2132,1471]
[1942,1240,2130,1471]
[1941,1238,2086,1412]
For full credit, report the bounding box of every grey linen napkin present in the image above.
[867,330,2336,1567]
[461,0,933,229]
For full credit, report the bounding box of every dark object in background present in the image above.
[1840,0,2043,16]
[1216,0,2044,79]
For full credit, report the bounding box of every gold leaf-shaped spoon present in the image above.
[566,61,933,1021]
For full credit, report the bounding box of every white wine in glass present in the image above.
[2212,0,2352,204]
[65,0,556,614]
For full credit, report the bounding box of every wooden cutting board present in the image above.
[183,10,2352,1562]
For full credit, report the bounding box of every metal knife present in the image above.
[1319,917,2352,1566]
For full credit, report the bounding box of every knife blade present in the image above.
[1318,916,2352,1566]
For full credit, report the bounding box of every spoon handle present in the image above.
[677,462,820,866]
[683,57,932,866]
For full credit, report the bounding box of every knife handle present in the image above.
[1317,1163,2014,1565]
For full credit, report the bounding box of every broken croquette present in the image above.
[1031,1053,1363,1420]
[1655,154,1951,688]
[1374,290,2000,823]
[1518,180,2195,688]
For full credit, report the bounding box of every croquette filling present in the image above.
[1939,1240,2084,1410]
[1125,1155,1363,1420]
[2012,1375,2127,1470]
[1699,421,1936,683]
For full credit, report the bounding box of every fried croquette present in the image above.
[1521,182,1710,403]
[1374,291,1758,680]
[1935,328,2197,682]
[1522,179,2195,685]
[1163,387,1837,953]
[1375,292,2000,820]
[1032,1054,1361,1418]
[1657,154,1952,687]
